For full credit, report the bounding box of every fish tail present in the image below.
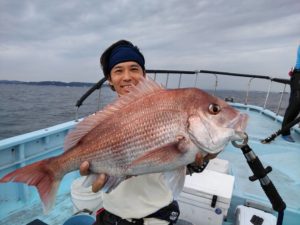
[0,158,61,214]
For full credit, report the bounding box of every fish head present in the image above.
[187,90,248,155]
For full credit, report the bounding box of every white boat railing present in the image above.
[72,69,291,122]
[147,69,290,116]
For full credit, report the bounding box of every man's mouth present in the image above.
[121,84,134,92]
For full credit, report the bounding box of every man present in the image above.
[282,44,300,142]
[80,40,212,225]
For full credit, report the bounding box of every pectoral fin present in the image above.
[101,175,126,193]
[130,135,191,169]
[163,166,186,199]
[131,143,182,167]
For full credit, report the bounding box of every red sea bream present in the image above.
[0,77,248,213]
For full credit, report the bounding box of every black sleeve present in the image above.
[186,160,210,175]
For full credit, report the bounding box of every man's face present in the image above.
[109,61,144,96]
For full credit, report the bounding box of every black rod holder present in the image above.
[240,144,286,212]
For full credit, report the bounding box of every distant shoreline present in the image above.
[0,80,100,87]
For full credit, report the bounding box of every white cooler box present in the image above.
[178,169,234,225]
[206,158,229,174]
[235,205,276,225]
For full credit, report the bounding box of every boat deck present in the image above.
[219,104,300,225]
[0,104,299,225]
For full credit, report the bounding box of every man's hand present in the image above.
[187,152,218,175]
[79,161,107,193]
[194,152,204,166]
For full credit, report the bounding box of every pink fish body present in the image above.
[0,77,248,213]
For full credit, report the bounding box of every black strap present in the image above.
[94,201,180,225]
[146,200,180,224]
[95,210,143,225]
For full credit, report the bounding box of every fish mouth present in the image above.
[228,113,248,132]
[229,113,248,141]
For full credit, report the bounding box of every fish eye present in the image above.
[208,103,221,115]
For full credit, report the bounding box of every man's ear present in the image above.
[108,79,116,91]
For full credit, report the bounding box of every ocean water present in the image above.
[0,83,290,140]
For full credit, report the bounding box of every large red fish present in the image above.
[0,77,248,213]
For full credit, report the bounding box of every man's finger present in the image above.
[79,161,90,176]
[195,153,203,166]
[92,174,107,193]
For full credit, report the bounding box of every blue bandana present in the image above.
[108,45,145,73]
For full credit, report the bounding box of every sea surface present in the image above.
[0,83,290,140]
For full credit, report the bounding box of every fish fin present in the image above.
[64,111,108,151]
[131,142,183,168]
[82,174,126,193]
[0,159,61,214]
[101,175,126,193]
[82,174,99,188]
[131,135,191,168]
[163,166,186,199]
[64,76,163,151]
[176,135,190,153]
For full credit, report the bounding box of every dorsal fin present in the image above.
[64,76,164,151]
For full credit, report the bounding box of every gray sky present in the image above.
[0,0,300,89]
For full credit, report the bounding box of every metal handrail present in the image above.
[211,73,218,96]
[178,73,183,88]
[276,84,287,115]
[75,77,107,121]
[146,69,289,84]
[75,69,291,118]
[166,73,170,87]
[199,69,271,80]
[194,72,199,87]
[263,80,273,110]
[245,77,254,105]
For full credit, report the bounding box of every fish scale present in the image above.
[89,111,185,172]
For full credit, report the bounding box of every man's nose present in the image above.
[123,69,132,81]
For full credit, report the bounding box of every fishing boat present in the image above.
[0,70,299,225]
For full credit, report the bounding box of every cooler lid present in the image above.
[183,169,235,203]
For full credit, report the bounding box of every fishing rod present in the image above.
[261,116,300,144]
[232,134,286,225]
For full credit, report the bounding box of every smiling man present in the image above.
[104,42,146,96]
[78,40,208,225]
